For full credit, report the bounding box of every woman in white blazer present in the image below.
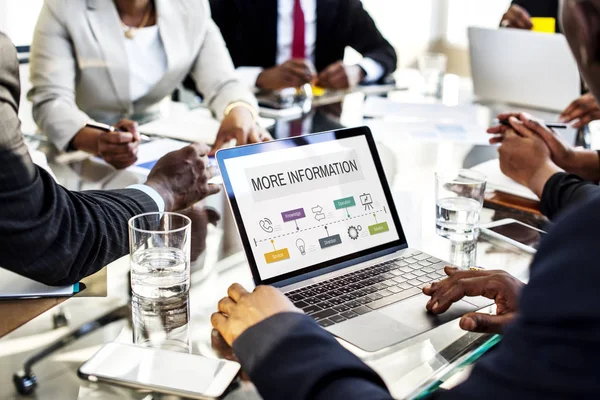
[28,0,268,169]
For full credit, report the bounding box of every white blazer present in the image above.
[28,0,256,150]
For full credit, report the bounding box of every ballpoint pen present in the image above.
[85,121,152,143]
[498,119,568,130]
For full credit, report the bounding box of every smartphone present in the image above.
[78,343,240,399]
[481,218,546,254]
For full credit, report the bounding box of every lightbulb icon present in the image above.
[296,238,306,255]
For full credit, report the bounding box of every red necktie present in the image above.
[291,0,305,59]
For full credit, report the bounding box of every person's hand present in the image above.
[489,112,600,181]
[500,4,533,29]
[256,59,316,90]
[179,203,220,261]
[96,119,139,169]
[210,106,272,155]
[489,112,575,167]
[317,61,365,90]
[487,114,563,196]
[423,266,524,334]
[145,142,221,211]
[560,93,600,129]
[211,284,301,346]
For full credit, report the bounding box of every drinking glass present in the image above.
[132,291,191,353]
[129,212,191,299]
[418,52,447,98]
[435,170,487,242]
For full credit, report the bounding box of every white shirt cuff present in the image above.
[127,184,166,213]
[359,58,385,84]
[236,67,264,88]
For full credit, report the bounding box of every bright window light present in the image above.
[446,0,511,47]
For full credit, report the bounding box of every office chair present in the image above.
[13,305,130,395]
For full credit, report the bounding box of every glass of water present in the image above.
[129,212,191,299]
[435,170,487,242]
[418,52,447,98]
[132,291,191,353]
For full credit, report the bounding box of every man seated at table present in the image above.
[0,32,218,287]
[501,0,600,130]
[208,1,600,398]
[209,0,397,90]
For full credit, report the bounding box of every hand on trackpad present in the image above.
[421,266,523,334]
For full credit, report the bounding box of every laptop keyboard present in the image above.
[284,251,447,328]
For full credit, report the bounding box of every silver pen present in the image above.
[85,121,152,143]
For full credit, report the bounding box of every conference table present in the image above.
[0,71,546,399]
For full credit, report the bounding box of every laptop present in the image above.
[216,127,491,352]
[468,27,580,112]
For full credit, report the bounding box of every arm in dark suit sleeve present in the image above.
[345,0,397,77]
[233,313,392,400]
[0,33,157,286]
[432,192,600,400]
[233,193,600,400]
[539,172,600,220]
[510,0,559,17]
[209,0,228,37]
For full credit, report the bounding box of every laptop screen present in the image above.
[217,127,407,285]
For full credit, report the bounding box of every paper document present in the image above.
[471,159,538,201]
[0,268,79,298]
[365,119,490,145]
[140,107,275,143]
[259,105,304,119]
[128,138,190,176]
[363,98,490,144]
[363,97,483,124]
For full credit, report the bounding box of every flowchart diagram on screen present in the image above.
[254,193,391,265]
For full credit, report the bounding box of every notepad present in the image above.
[531,17,556,34]
[139,107,275,143]
[471,159,538,201]
[0,269,80,299]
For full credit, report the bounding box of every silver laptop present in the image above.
[468,27,580,112]
[216,127,490,352]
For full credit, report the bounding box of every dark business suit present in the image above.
[0,33,157,286]
[232,192,600,398]
[513,0,559,17]
[209,0,397,78]
[541,172,600,220]
[512,0,561,32]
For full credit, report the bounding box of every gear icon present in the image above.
[347,225,362,240]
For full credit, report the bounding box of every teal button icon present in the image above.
[333,196,356,210]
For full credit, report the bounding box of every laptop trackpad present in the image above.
[328,294,479,352]
[380,293,479,331]
[328,311,420,352]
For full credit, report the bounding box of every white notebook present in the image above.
[140,107,275,143]
[471,159,538,201]
[0,268,80,299]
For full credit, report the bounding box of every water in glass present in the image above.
[131,247,189,299]
[132,291,191,353]
[436,197,481,241]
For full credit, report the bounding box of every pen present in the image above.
[498,119,568,130]
[85,121,152,143]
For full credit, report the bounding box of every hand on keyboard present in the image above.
[423,266,524,334]
[212,284,302,346]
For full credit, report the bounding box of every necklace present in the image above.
[121,1,153,40]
